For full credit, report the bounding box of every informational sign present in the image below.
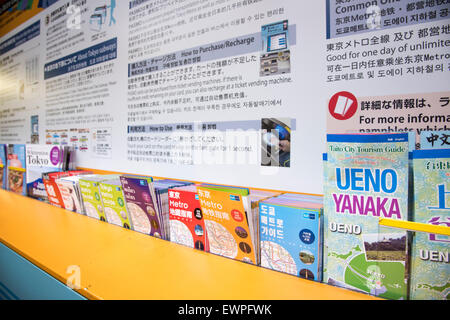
[0,0,448,194]
[325,0,450,149]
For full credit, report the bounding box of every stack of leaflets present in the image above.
[409,149,449,300]
[120,175,163,238]
[247,189,283,264]
[168,184,209,251]
[56,174,96,214]
[168,185,280,260]
[259,194,323,281]
[99,179,133,229]
[120,175,192,239]
[6,144,27,195]
[79,174,120,221]
[324,133,410,300]
[0,144,6,189]
[43,170,92,208]
[196,185,259,264]
[25,145,72,201]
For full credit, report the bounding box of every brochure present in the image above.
[79,174,120,221]
[7,144,27,195]
[410,149,450,300]
[25,145,66,201]
[168,184,209,251]
[259,196,323,281]
[197,186,257,264]
[324,133,410,300]
[56,175,95,214]
[99,179,133,229]
[44,170,93,208]
[120,175,162,237]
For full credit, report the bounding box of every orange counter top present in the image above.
[0,189,379,300]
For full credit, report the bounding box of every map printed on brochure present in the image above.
[120,175,162,237]
[99,179,132,229]
[168,185,209,251]
[79,175,119,221]
[324,133,410,300]
[197,187,256,264]
[43,170,91,208]
[55,175,89,214]
[259,196,323,281]
[410,149,450,300]
[152,179,192,240]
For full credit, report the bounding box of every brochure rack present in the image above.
[0,189,378,300]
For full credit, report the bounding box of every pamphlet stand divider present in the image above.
[379,218,450,236]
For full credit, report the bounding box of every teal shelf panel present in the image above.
[0,242,85,300]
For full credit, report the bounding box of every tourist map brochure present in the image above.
[43,170,93,208]
[168,184,209,251]
[410,149,450,300]
[56,175,94,214]
[120,175,162,237]
[197,186,257,264]
[25,145,67,201]
[259,196,323,281]
[79,174,120,221]
[7,144,27,195]
[247,189,282,264]
[98,179,132,229]
[43,171,70,208]
[324,133,410,300]
[153,179,192,240]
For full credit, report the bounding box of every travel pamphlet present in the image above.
[410,149,450,300]
[324,133,410,300]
